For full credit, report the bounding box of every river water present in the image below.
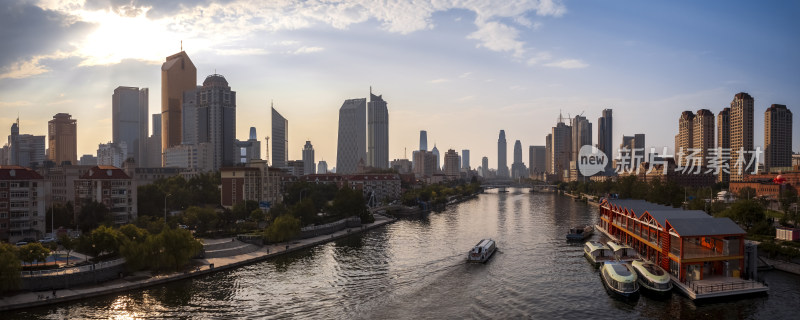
[7,190,800,319]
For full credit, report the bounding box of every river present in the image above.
[7,189,800,319]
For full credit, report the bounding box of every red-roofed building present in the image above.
[0,166,47,242]
[74,166,137,225]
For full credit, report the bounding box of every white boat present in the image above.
[467,239,497,263]
[607,241,638,262]
[567,225,593,241]
[583,241,613,267]
[600,261,640,299]
[631,260,672,296]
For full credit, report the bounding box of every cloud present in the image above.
[289,46,324,55]
[544,59,588,69]
[0,1,94,73]
[429,78,450,84]
[467,21,525,58]
[0,100,32,108]
[459,72,472,79]
[526,52,553,66]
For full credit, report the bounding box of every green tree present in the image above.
[77,200,111,233]
[46,202,75,231]
[264,214,301,243]
[90,225,122,257]
[18,242,50,267]
[737,187,756,200]
[250,208,266,222]
[290,198,317,226]
[59,234,76,266]
[0,243,21,292]
[182,206,219,235]
[721,200,765,231]
[232,200,260,221]
[149,227,202,272]
[779,187,797,216]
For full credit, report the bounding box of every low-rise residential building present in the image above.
[0,166,47,242]
[219,160,284,209]
[74,166,137,225]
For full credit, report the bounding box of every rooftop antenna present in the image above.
[181,40,183,51]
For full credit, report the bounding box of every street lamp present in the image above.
[164,193,172,222]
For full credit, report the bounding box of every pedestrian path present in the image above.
[0,214,396,312]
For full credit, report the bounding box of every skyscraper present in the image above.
[551,122,571,179]
[571,115,592,162]
[161,51,197,162]
[419,130,428,151]
[675,111,695,167]
[145,114,162,167]
[717,108,730,183]
[730,92,754,181]
[693,109,715,168]
[529,145,546,176]
[461,149,470,171]
[303,140,315,175]
[112,86,149,165]
[481,156,489,177]
[367,89,389,169]
[4,119,45,167]
[511,140,527,179]
[597,109,613,171]
[272,106,288,168]
[184,74,237,170]
[443,149,460,177]
[497,130,509,178]
[336,98,366,174]
[48,113,78,165]
[318,160,328,174]
[431,144,440,171]
[545,133,552,174]
[765,104,792,172]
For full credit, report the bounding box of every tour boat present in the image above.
[600,261,640,299]
[467,239,497,263]
[631,259,672,297]
[583,241,613,267]
[566,225,593,241]
[606,241,638,262]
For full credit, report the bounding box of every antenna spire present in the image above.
[181,40,183,51]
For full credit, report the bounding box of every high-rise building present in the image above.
[730,92,755,181]
[79,154,97,166]
[675,111,695,167]
[717,108,730,183]
[48,113,78,166]
[693,109,715,168]
[443,149,460,178]
[598,109,613,171]
[764,104,793,172]
[112,86,149,165]
[4,119,45,168]
[419,130,428,151]
[619,134,645,170]
[481,156,489,177]
[234,127,261,164]
[181,75,237,170]
[390,159,412,174]
[497,130,509,178]
[303,140,315,175]
[0,166,47,243]
[318,160,328,174]
[97,141,128,168]
[545,133,552,174]
[161,51,197,162]
[511,140,527,179]
[529,145,546,176]
[431,144,440,171]
[272,106,288,168]
[551,122,571,179]
[571,115,592,162]
[461,149,470,171]
[145,114,162,168]
[367,89,389,169]
[336,98,366,174]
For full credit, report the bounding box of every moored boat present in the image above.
[467,239,497,263]
[567,225,593,241]
[583,241,613,267]
[606,241,638,262]
[631,260,672,297]
[600,261,640,299]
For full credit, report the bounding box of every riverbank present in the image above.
[0,214,396,312]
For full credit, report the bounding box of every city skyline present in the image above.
[1,1,798,170]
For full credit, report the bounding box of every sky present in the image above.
[0,0,798,170]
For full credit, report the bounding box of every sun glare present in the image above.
[74,8,183,66]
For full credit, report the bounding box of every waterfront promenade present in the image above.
[0,214,396,312]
